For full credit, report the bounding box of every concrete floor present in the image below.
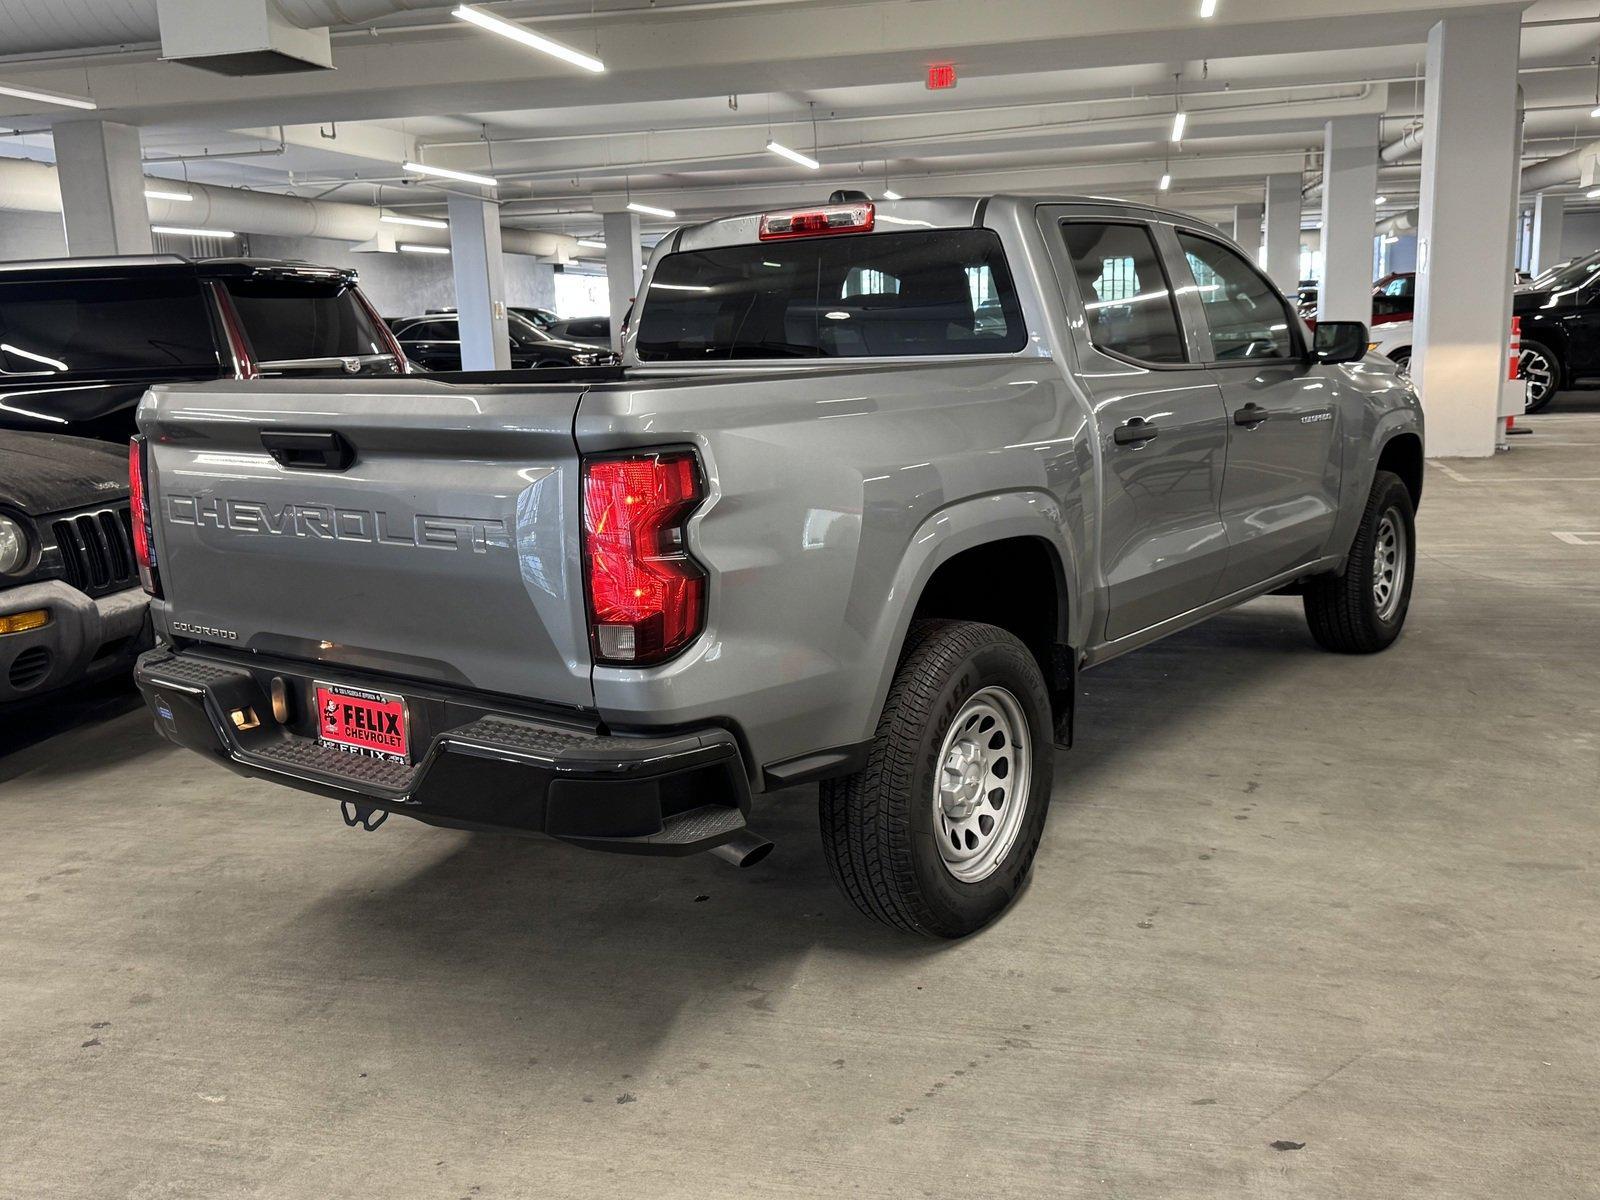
[3,402,1598,1200]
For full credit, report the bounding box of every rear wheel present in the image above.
[819,620,1054,938]
[1519,340,1560,413]
[1303,470,1415,654]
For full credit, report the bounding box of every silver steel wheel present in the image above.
[1519,347,1555,409]
[934,686,1032,884]
[1372,506,1408,623]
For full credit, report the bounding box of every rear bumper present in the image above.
[134,646,754,856]
[1,581,151,706]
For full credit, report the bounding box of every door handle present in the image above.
[1234,403,1270,426]
[261,429,356,471]
[1113,417,1159,446]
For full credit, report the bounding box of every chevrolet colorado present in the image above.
[132,195,1424,937]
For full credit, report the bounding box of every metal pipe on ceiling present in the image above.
[0,153,575,256]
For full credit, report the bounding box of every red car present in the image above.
[1371,272,1415,326]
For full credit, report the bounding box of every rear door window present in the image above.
[225,278,388,363]
[1058,222,1187,364]
[635,228,1027,360]
[0,277,215,377]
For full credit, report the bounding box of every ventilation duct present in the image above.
[0,0,459,59]
[156,0,334,75]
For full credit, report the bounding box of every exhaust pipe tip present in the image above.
[709,829,774,869]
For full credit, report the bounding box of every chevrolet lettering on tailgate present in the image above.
[165,494,510,553]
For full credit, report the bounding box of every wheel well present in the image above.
[910,537,1073,739]
[1377,432,1423,508]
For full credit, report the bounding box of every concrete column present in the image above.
[1318,115,1379,324]
[1530,193,1566,276]
[447,193,511,371]
[601,211,643,353]
[1263,173,1301,289]
[53,120,153,256]
[1232,203,1263,263]
[1412,10,1522,458]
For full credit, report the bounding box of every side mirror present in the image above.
[1312,320,1369,365]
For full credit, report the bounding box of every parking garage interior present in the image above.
[2,2,1598,1197]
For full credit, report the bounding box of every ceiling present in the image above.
[0,0,1596,250]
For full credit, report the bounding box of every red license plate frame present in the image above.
[313,682,410,764]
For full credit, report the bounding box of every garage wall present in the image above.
[1560,209,1600,261]
[0,215,557,319]
[0,211,67,259]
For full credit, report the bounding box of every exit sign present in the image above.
[926,63,957,90]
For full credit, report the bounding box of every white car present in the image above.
[1369,319,1416,378]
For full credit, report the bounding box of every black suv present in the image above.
[1515,249,1600,412]
[0,256,406,442]
[388,311,617,371]
[1,430,150,708]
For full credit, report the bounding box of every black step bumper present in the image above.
[134,647,753,856]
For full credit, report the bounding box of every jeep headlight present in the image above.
[0,515,28,575]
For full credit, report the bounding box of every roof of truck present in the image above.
[667,193,1219,253]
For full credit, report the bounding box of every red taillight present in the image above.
[582,451,705,665]
[758,202,874,240]
[128,435,160,597]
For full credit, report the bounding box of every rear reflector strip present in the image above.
[758,202,874,240]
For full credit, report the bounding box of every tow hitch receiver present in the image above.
[340,800,389,831]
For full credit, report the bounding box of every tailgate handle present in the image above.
[261,430,355,472]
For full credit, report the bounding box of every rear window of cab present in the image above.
[634,228,1028,361]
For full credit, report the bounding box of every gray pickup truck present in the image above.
[131,195,1423,937]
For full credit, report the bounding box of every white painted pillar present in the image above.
[447,193,511,371]
[1232,203,1263,263]
[53,120,153,256]
[1530,193,1566,276]
[1318,115,1379,324]
[1412,10,1522,458]
[601,210,643,354]
[1263,173,1301,288]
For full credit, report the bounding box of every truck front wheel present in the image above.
[819,620,1054,938]
[1302,469,1416,653]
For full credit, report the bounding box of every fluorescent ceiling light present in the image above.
[1592,105,1600,119]
[1199,0,1218,16]
[1383,235,1399,244]
[1170,112,1187,142]
[1375,195,1387,204]
[766,140,820,170]
[399,243,450,254]
[627,201,676,219]
[152,225,235,238]
[0,82,97,110]
[452,5,605,73]
[144,189,192,202]
[882,189,902,200]
[381,213,448,229]
[650,281,711,292]
[1157,173,1171,191]
[577,238,606,249]
[1588,187,1600,199]
[403,160,497,188]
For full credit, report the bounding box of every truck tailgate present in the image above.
[139,379,593,709]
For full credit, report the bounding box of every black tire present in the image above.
[1303,470,1416,654]
[1388,348,1411,380]
[819,620,1054,938]
[1519,339,1561,414]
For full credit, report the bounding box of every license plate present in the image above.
[314,682,409,764]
